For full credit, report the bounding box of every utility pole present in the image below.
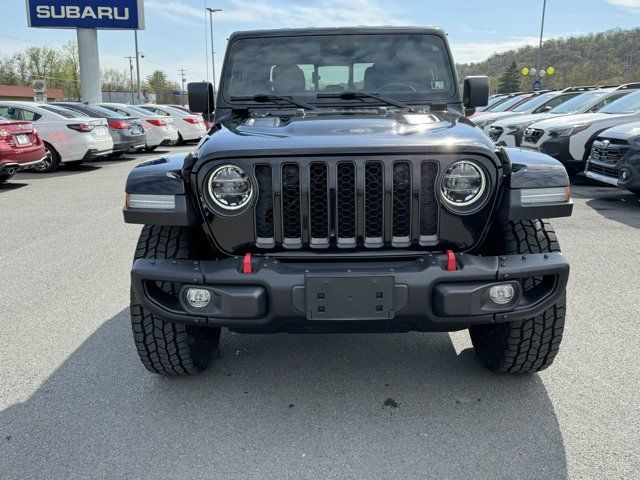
[178,69,187,96]
[134,30,141,104]
[206,7,222,93]
[125,56,135,104]
[536,0,547,85]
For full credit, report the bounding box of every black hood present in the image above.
[197,110,495,164]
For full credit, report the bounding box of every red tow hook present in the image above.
[242,253,253,274]
[446,250,457,271]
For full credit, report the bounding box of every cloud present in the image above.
[146,0,406,27]
[451,36,540,64]
[605,0,640,12]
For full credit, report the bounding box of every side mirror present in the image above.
[538,105,552,113]
[188,82,215,114]
[463,76,490,112]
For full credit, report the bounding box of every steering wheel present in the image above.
[378,82,417,93]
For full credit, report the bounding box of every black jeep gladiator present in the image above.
[123,27,573,376]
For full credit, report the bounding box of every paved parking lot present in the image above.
[0,148,639,479]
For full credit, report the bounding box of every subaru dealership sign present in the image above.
[26,0,145,29]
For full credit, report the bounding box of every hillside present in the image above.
[456,28,640,93]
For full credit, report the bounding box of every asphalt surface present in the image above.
[0,148,639,479]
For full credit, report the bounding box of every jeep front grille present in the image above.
[253,159,439,249]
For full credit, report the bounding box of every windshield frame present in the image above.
[218,30,461,111]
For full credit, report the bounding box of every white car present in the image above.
[96,103,179,151]
[521,89,640,175]
[472,89,589,130]
[0,101,113,172]
[489,86,636,147]
[139,104,206,143]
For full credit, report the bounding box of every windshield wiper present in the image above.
[317,91,411,110]
[230,94,318,110]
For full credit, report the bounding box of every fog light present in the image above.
[489,284,516,305]
[185,288,211,308]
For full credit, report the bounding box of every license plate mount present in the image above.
[305,275,395,321]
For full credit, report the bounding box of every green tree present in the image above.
[146,70,173,103]
[59,41,81,99]
[102,68,129,92]
[498,60,521,94]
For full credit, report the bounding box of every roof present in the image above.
[229,26,447,40]
[0,84,65,99]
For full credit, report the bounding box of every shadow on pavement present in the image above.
[0,310,567,480]
[0,182,28,192]
[571,181,640,230]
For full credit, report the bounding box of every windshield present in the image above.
[223,34,456,104]
[512,92,556,112]
[600,90,640,114]
[550,90,609,114]
[40,105,85,118]
[489,95,529,112]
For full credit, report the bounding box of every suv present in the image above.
[123,27,573,376]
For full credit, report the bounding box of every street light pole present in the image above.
[134,30,141,104]
[536,0,547,84]
[206,7,222,93]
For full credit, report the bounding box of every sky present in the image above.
[2,0,640,87]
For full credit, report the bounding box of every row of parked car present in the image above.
[472,83,640,195]
[0,101,208,182]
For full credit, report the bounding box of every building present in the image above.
[0,84,65,101]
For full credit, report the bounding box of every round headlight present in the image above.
[441,161,486,208]
[208,165,253,210]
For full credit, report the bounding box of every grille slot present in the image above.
[281,164,301,244]
[364,161,384,244]
[336,162,357,246]
[309,163,329,242]
[392,162,412,242]
[254,159,439,249]
[254,165,274,244]
[420,162,438,238]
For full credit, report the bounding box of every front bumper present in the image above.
[131,252,569,333]
[586,153,640,191]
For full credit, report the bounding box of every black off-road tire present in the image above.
[470,219,566,374]
[130,225,221,375]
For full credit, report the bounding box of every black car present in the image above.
[54,103,147,157]
[122,27,573,376]
[585,121,640,195]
